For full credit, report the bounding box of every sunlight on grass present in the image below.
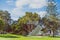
[0,34,60,40]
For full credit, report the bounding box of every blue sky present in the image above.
[0,0,60,20]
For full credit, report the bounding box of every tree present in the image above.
[18,12,40,27]
[41,0,59,37]
[47,0,58,37]
[12,12,40,35]
[0,10,11,32]
[11,21,18,33]
[42,14,59,37]
[0,18,5,31]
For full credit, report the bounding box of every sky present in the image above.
[0,0,60,20]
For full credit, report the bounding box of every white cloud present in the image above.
[15,0,47,8]
[6,0,12,3]
[29,0,47,8]
[37,11,47,18]
[12,0,47,20]
[12,8,25,17]
[16,0,29,8]
[6,0,14,5]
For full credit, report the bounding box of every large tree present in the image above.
[41,0,59,37]
[0,10,11,32]
[42,15,59,37]
[11,12,40,35]
[17,12,40,28]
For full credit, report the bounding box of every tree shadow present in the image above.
[49,36,60,38]
[0,35,19,38]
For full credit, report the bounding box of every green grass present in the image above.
[0,34,60,40]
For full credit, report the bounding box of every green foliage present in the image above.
[0,10,11,32]
[42,15,59,37]
[18,12,40,24]
[41,0,59,37]
[0,18,5,30]
[11,12,40,34]
[18,12,40,27]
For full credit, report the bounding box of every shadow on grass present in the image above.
[0,35,19,38]
[49,36,60,38]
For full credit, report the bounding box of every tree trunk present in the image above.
[52,30,55,37]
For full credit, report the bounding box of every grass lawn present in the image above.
[0,34,60,40]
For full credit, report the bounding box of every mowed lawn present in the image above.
[0,34,60,40]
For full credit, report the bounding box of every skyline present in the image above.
[0,0,60,20]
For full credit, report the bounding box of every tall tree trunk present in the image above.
[52,30,55,37]
[49,30,51,36]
